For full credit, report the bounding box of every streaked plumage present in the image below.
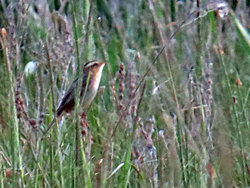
[56,60,106,116]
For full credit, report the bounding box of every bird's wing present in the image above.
[56,72,91,116]
[57,78,78,116]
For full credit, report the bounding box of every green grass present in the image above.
[1,0,250,187]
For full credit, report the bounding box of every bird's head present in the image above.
[83,60,107,90]
[84,60,107,76]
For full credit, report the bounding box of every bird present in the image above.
[44,60,107,134]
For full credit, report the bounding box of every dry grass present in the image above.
[1,0,250,187]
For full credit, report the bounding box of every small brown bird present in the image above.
[44,60,106,133]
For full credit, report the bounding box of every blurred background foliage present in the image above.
[1,0,250,187]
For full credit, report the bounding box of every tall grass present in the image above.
[1,0,250,187]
